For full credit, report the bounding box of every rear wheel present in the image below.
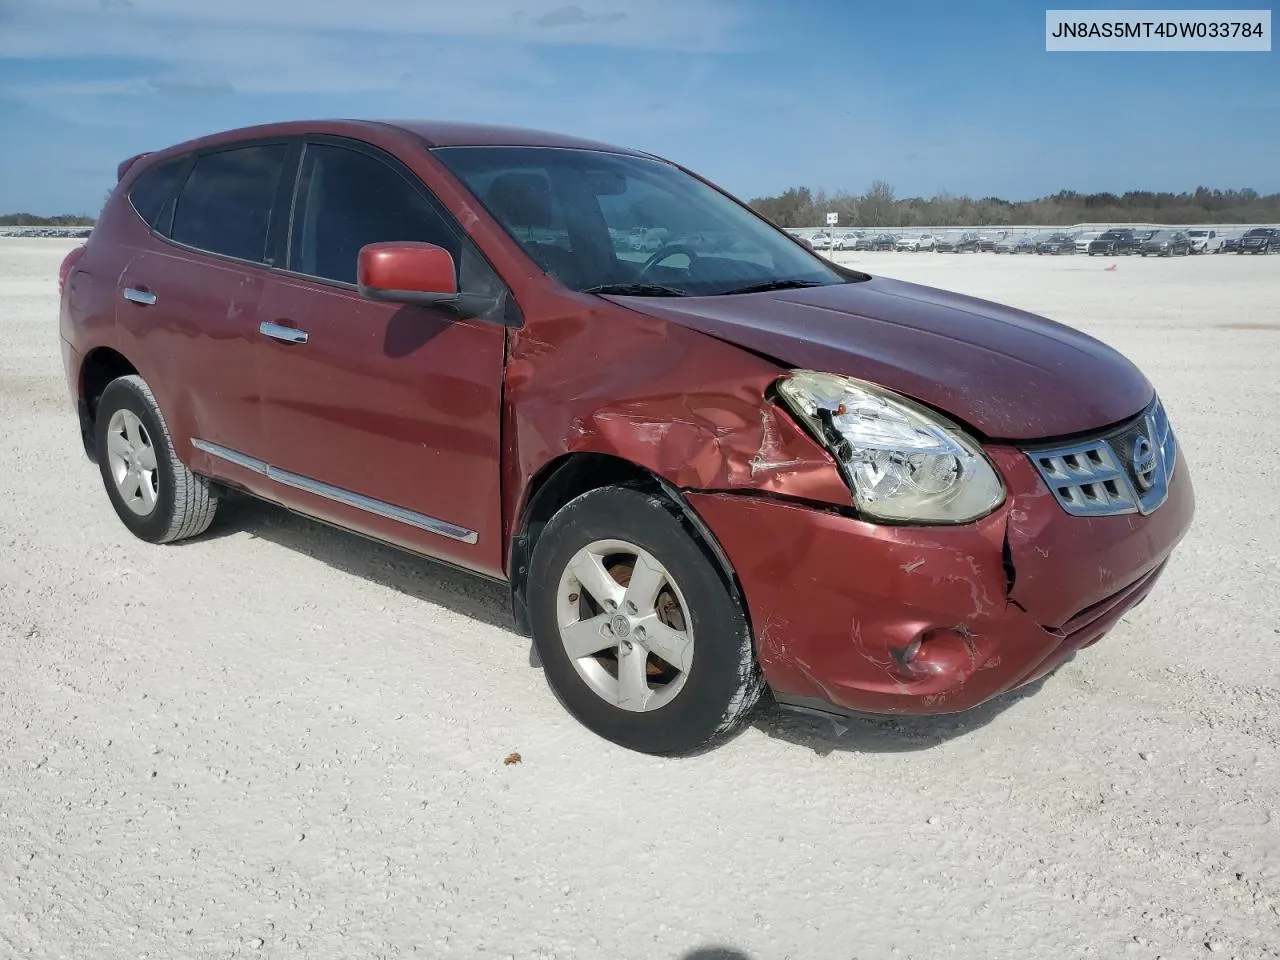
[527,486,763,755]
[94,375,219,543]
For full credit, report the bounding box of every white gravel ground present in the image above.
[2,237,1278,960]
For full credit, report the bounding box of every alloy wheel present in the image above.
[555,539,695,712]
[105,408,159,516]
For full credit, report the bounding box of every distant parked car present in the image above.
[993,235,1033,254]
[1034,232,1077,255]
[1238,227,1278,254]
[1140,230,1191,257]
[1221,233,1243,253]
[978,231,1007,252]
[897,233,936,251]
[870,233,898,250]
[1073,231,1102,253]
[1185,229,1222,254]
[808,233,832,250]
[1088,229,1140,256]
[934,231,979,253]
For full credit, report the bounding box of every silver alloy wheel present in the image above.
[105,408,159,516]
[555,538,695,712]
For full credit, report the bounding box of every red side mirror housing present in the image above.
[357,242,458,305]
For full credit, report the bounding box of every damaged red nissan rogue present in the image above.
[59,120,1194,754]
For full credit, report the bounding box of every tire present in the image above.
[94,375,219,544]
[527,486,763,755]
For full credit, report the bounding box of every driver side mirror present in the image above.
[357,241,458,306]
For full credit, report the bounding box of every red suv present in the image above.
[59,120,1194,754]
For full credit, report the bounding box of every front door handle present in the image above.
[260,321,309,344]
[123,287,157,306]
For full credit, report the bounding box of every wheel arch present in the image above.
[507,452,750,641]
[76,346,140,460]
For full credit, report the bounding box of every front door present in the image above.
[252,140,509,576]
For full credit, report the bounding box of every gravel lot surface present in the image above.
[2,237,1278,960]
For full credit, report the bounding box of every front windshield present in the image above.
[432,145,851,297]
[1245,228,1269,237]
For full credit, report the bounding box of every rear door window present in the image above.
[170,144,288,263]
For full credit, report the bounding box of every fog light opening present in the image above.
[897,627,979,681]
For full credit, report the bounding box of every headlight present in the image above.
[775,370,1005,523]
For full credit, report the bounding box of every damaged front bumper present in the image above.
[685,444,1195,716]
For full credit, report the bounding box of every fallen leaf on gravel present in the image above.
[503,752,522,766]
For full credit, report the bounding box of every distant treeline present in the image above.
[0,213,96,226]
[749,182,1280,228]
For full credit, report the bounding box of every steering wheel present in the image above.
[637,243,701,281]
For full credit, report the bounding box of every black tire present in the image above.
[94,375,219,544]
[527,486,763,755]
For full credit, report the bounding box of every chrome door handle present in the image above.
[260,321,308,344]
[123,287,157,306]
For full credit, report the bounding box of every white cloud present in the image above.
[2,0,745,57]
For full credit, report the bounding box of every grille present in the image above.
[1025,398,1178,518]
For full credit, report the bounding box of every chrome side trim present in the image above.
[191,438,267,475]
[123,287,157,306]
[191,437,478,544]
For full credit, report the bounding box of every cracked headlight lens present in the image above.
[776,370,1005,523]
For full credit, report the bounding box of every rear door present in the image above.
[252,138,509,575]
[116,141,293,473]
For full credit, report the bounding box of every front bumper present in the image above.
[687,445,1194,716]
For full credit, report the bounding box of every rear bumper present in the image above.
[686,445,1194,716]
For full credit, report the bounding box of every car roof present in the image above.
[387,119,648,153]
[139,118,648,160]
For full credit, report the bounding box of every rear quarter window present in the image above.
[170,144,288,263]
[128,157,186,228]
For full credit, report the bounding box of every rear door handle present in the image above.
[123,287,157,306]
[260,321,309,344]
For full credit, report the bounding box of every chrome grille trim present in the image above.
[1024,398,1177,518]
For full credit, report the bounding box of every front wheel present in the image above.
[527,486,763,755]
[94,375,219,543]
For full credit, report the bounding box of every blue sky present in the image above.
[1,0,1276,214]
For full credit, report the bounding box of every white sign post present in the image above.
[826,211,838,250]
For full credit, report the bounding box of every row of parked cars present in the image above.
[799,226,1279,256]
[0,226,94,239]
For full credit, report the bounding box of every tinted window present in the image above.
[171,144,288,262]
[289,144,461,285]
[128,157,185,227]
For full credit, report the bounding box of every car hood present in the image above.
[613,276,1153,441]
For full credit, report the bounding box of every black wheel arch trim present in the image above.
[507,457,751,641]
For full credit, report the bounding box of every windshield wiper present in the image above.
[720,279,825,295]
[581,282,688,297]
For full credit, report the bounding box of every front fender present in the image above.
[501,303,852,543]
